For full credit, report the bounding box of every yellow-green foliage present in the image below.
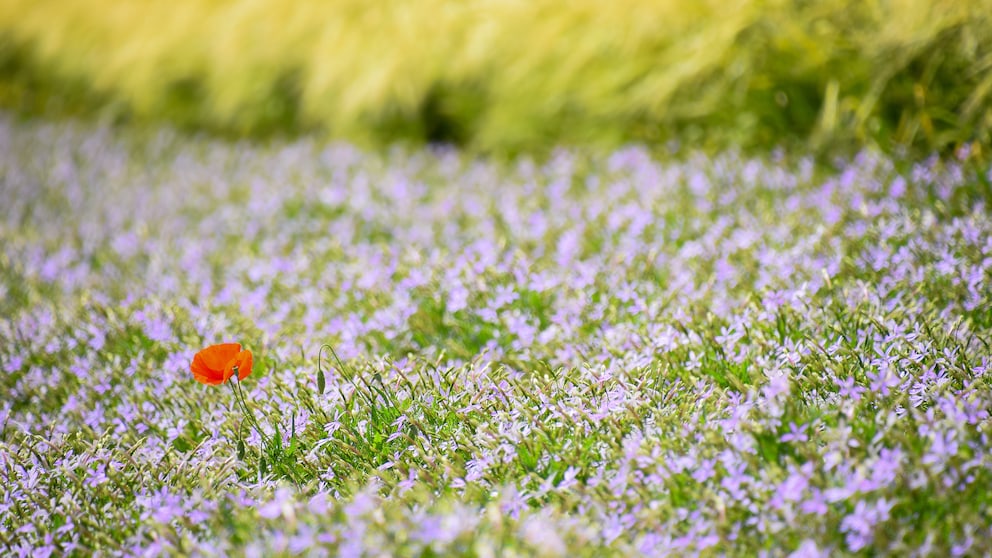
[2,0,992,151]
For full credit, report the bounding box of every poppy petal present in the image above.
[191,353,213,375]
[197,343,242,372]
[193,369,223,385]
[222,356,237,382]
[237,349,253,380]
[222,349,253,383]
[191,353,222,384]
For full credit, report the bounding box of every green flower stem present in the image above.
[228,376,269,449]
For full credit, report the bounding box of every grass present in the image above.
[1,114,992,555]
[1,1,992,153]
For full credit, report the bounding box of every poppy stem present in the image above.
[228,379,270,449]
[229,379,304,489]
[225,375,303,488]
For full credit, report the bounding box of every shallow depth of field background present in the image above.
[3,2,992,557]
[2,0,992,152]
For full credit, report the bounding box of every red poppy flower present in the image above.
[190,343,253,385]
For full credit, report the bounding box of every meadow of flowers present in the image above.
[2,114,991,556]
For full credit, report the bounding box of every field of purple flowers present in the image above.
[2,115,991,556]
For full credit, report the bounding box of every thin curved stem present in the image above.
[228,379,269,448]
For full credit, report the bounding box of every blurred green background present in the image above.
[2,0,991,154]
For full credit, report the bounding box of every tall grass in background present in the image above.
[2,0,991,152]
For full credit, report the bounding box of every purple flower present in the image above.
[780,422,809,443]
[800,489,828,516]
[840,499,893,551]
[834,376,865,401]
[789,539,829,558]
[258,488,294,520]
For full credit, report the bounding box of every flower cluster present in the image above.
[1,116,990,555]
